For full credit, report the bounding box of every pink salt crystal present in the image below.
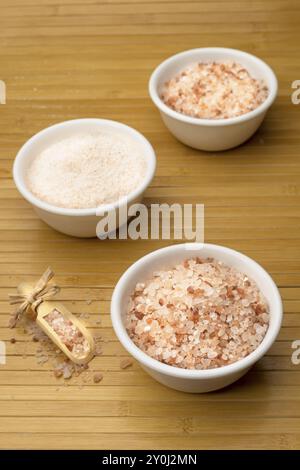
[93,373,103,383]
[126,257,269,370]
[44,309,90,359]
[120,358,133,369]
[63,364,73,380]
[161,61,268,120]
[54,368,63,378]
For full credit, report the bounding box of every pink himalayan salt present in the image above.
[44,308,90,359]
[161,61,269,120]
[126,257,269,370]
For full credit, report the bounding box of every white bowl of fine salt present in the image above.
[111,243,282,393]
[13,119,156,237]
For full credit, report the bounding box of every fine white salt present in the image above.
[26,132,147,209]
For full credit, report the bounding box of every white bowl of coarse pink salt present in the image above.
[149,48,278,151]
[111,243,282,393]
[13,119,156,237]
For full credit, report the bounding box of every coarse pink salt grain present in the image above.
[126,257,269,370]
[161,61,269,120]
[44,309,90,359]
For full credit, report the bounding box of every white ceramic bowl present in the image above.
[111,243,282,393]
[13,119,156,237]
[149,48,278,151]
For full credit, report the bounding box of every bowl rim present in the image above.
[13,118,156,216]
[111,242,283,380]
[149,47,278,127]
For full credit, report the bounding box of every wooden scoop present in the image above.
[18,282,95,365]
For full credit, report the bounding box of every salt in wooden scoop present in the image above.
[9,268,95,365]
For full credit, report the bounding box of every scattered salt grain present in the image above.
[54,368,63,378]
[95,343,103,356]
[93,373,103,383]
[120,358,133,369]
[62,363,73,380]
[44,308,90,359]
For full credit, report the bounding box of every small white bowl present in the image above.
[13,119,156,237]
[111,243,282,393]
[149,48,278,151]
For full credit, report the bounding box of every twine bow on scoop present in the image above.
[8,267,60,328]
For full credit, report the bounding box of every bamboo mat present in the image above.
[0,0,300,450]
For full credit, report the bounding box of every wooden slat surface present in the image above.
[0,0,300,450]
